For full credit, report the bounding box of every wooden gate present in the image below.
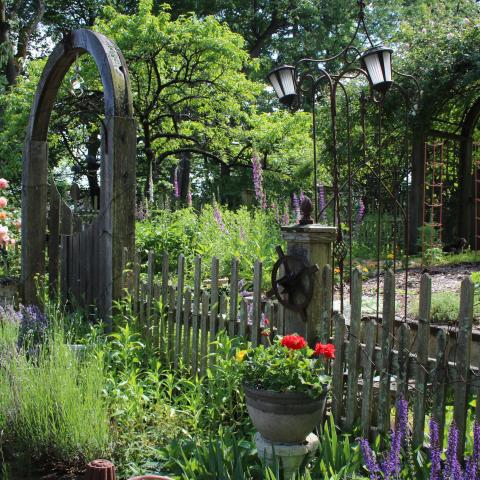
[22,30,136,322]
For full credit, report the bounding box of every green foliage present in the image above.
[311,416,363,479]
[411,290,480,323]
[135,205,282,288]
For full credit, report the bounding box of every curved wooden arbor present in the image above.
[22,29,136,322]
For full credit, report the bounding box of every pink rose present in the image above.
[0,178,8,190]
[0,197,7,208]
[0,226,8,240]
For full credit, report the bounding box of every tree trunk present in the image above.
[177,152,191,206]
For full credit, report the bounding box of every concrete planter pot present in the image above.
[243,384,328,444]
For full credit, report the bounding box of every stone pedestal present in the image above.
[281,224,337,344]
[255,432,319,479]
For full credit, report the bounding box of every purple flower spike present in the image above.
[359,438,380,480]
[174,167,180,198]
[213,203,227,234]
[356,198,365,228]
[429,418,441,480]
[317,184,327,222]
[445,422,461,480]
[252,154,264,206]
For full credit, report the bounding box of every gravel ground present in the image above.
[338,262,480,322]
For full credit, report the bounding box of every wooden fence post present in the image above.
[413,273,431,448]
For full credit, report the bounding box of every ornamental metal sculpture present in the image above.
[267,0,419,321]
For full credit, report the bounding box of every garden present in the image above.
[2,0,480,479]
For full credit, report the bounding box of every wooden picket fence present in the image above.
[122,250,476,452]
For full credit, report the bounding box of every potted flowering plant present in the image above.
[238,334,335,444]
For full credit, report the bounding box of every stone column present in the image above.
[281,224,337,344]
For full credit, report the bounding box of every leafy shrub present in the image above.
[136,205,282,288]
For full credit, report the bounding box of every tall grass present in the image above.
[0,311,110,467]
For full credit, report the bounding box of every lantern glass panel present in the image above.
[382,50,392,82]
[278,67,296,97]
[364,52,384,85]
[268,72,283,99]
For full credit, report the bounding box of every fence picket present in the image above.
[153,282,161,351]
[332,312,346,425]
[174,254,185,370]
[320,264,333,342]
[361,318,376,437]
[183,288,192,366]
[378,269,395,435]
[161,252,169,308]
[200,291,209,377]
[395,323,410,404]
[413,273,431,448]
[219,292,227,331]
[133,250,141,315]
[147,250,154,320]
[432,329,447,449]
[454,276,474,459]
[229,258,239,337]
[239,298,248,338]
[191,256,202,375]
[345,268,362,431]
[251,260,263,347]
[167,286,175,366]
[209,257,219,368]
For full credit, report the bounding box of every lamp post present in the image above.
[266,0,418,319]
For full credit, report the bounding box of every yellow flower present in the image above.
[236,350,248,362]
[334,267,340,274]
[362,267,368,273]
[387,253,394,260]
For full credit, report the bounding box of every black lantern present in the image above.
[360,45,393,93]
[267,65,297,107]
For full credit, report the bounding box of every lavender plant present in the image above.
[359,398,408,480]
[17,305,49,350]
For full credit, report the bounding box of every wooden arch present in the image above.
[22,29,136,319]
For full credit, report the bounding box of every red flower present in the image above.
[281,334,307,350]
[314,342,336,359]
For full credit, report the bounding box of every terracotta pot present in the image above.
[243,384,329,444]
[128,476,173,479]
[85,459,116,480]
